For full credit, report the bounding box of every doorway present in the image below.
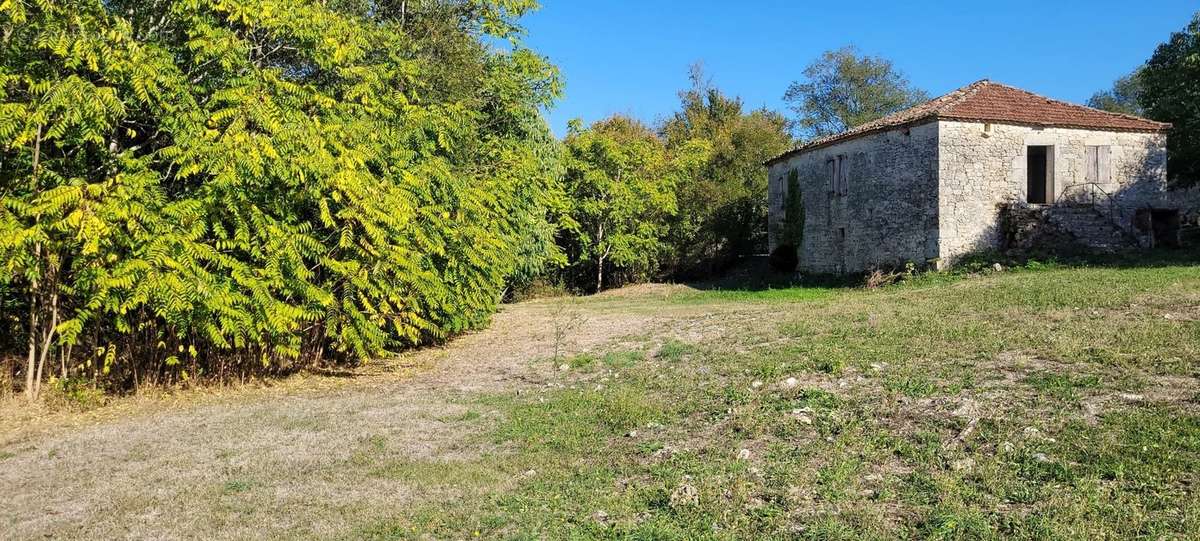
[1027,145,1054,204]
[1151,209,1182,248]
[1135,208,1183,248]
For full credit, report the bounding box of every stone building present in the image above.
[766,80,1184,274]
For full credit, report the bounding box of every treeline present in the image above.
[554,48,927,290]
[553,68,792,291]
[0,0,795,397]
[1,0,567,397]
[4,1,1196,398]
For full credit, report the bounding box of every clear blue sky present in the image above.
[522,1,1198,137]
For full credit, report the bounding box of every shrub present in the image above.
[769,244,800,273]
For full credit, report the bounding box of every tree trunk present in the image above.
[24,125,42,402]
[24,289,37,401]
[596,253,605,293]
[32,287,58,399]
[595,223,605,293]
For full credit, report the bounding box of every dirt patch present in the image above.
[592,283,697,299]
[0,285,754,540]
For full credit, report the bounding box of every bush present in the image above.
[864,262,917,289]
[769,244,800,273]
[43,377,106,412]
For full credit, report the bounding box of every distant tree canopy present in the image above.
[1140,12,1200,186]
[783,46,928,139]
[559,116,676,292]
[0,0,566,397]
[553,68,793,291]
[661,66,792,276]
[1087,71,1145,117]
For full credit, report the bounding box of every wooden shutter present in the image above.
[1097,146,1111,183]
[1046,146,1056,203]
[1085,146,1099,183]
[1085,145,1112,184]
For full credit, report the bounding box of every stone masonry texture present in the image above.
[937,120,1168,261]
[768,120,1174,274]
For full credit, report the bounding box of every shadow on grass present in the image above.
[688,248,1200,293]
[959,246,1200,272]
[685,256,859,292]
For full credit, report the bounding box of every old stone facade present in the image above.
[767,80,1180,274]
[767,122,939,273]
[937,120,1168,258]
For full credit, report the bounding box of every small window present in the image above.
[1084,145,1111,183]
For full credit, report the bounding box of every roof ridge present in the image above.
[764,79,1170,166]
[930,78,992,113]
[768,79,994,158]
[962,80,1168,126]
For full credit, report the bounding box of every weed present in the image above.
[654,339,693,362]
[222,479,253,494]
[562,353,596,370]
[1024,371,1102,401]
[549,300,585,363]
[601,351,643,368]
[884,373,937,398]
[43,377,105,411]
[456,410,482,422]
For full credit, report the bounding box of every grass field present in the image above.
[2,254,1199,539]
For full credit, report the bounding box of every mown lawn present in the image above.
[354,256,1200,539]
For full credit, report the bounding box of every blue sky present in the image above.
[521,1,1198,136]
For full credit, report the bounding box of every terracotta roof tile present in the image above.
[767,80,1170,165]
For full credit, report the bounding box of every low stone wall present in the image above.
[999,204,1084,253]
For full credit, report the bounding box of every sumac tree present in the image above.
[0,0,565,397]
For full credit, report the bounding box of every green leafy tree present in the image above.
[661,66,792,276]
[783,46,928,139]
[1087,70,1145,116]
[0,0,565,398]
[561,116,676,292]
[1140,12,1200,186]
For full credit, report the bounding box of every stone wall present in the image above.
[937,120,1169,261]
[767,121,939,273]
[765,120,1176,274]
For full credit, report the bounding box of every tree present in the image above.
[0,0,566,397]
[1140,12,1200,186]
[1087,70,1145,116]
[661,65,792,276]
[561,116,675,292]
[783,46,928,139]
